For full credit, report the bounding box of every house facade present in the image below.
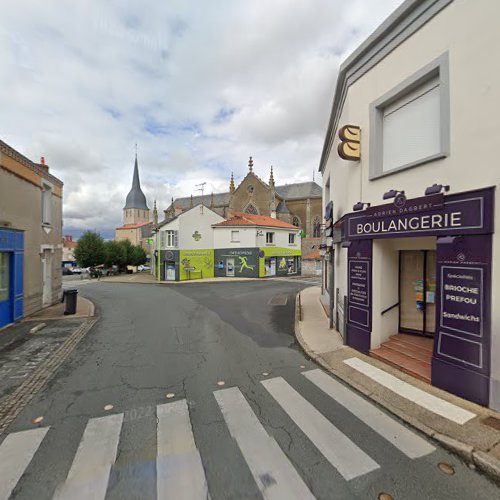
[319,0,499,409]
[62,235,77,268]
[156,205,224,281]
[213,213,301,278]
[0,140,63,328]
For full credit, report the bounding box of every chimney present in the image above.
[39,156,49,172]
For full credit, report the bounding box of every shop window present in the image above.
[370,53,449,179]
[287,257,296,274]
[42,184,52,225]
[266,232,274,244]
[289,234,295,245]
[231,230,239,242]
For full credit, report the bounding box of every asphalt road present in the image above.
[1,281,498,499]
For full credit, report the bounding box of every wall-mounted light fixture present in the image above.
[341,241,352,248]
[352,202,371,212]
[383,189,404,200]
[424,183,450,195]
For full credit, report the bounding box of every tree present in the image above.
[117,239,134,265]
[130,245,147,266]
[74,231,105,267]
[104,240,127,267]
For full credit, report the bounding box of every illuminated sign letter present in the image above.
[338,125,361,161]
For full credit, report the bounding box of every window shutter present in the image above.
[174,231,178,247]
[382,77,440,172]
[160,232,166,248]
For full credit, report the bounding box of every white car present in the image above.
[137,265,151,272]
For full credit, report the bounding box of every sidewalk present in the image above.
[0,298,97,434]
[296,286,500,482]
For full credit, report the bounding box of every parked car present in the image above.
[71,267,83,274]
[138,265,151,272]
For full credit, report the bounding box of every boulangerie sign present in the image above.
[345,188,494,240]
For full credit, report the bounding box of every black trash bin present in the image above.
[63,289,78,315]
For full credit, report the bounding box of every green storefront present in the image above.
[259,247,301,278]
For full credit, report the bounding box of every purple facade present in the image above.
[342,187,495,405]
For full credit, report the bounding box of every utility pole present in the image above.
[195,182,207,213]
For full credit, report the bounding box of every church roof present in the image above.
[124,156,149,210]
[275,181,322,200]
[169,181,321,211]
[276,200,290,213]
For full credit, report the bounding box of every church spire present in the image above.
[124,152,148,210]
[269,165,275,189]
[229,172,235,193]
[248,156,253,173]
[153,200,158,225]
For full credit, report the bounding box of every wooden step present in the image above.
[396,333,434,352]
[381,341,432,364]
[370,346,431,383]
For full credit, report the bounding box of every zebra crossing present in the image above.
[0,370,436,500]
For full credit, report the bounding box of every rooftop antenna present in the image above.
[195,182,207,213]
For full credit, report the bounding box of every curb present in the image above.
[294,290,500,484]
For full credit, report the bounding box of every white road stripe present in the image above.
[156,399,208,500]
[303,369,435,458]
[54,413,123,500]
[262,377,379,480]
[0,427,49,500]
[214,387,314,500]
[343,357,476,425]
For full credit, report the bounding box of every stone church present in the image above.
[164,157,323,252]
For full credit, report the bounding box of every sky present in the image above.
[0,0,403,239]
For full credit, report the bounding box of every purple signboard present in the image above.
[432,234,492,406]
[347,240,372,353]
[345,187,494,240]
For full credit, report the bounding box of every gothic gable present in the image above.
[230,172,273,217]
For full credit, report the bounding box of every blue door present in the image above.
[0,252,13,327]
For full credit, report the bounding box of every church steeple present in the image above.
[124,153,148,210]
[153,200,158,225]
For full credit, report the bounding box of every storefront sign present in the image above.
[349,261,369,308]
[433,233,492,406]
[346,188,494,240]
[440,267,482,337]
[346,240,372,353]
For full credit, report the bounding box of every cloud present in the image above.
[0,0,403,237]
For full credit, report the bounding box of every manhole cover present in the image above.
[481,416,500,431]
[269,295,288,306]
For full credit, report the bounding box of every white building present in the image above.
[319,0,499,409]
[212,212,302,278]
[155,205,224,281]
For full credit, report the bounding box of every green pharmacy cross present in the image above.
[192,231,202,241]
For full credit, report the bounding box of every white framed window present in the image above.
[288,233,295,245]
[231,230,239,242]
[266,232,274,244]
[166,230,178,247]
[370,53,449,179]
[41,184,52,225]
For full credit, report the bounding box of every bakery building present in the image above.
[319,0,499,408]
[213,213,301,278]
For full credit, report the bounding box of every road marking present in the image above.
[261,377,379,480]
[214,387,314,500]
[343,357,476,425]
[0,427,49,500]
[303,369,435,458]
[156,399,208,500]
[54,413,123,500]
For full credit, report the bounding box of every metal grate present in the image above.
[269,295,288,306]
